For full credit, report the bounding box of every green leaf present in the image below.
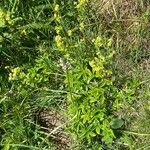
[110,118,124,129]
[3,138,11,150]
[96,126,101,134]
[90,131,96,137]
[0,19,5,27]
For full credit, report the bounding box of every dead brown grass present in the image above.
[91,0,150,149]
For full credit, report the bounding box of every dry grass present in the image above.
[91,0,150,149]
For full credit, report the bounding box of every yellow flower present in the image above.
[54,13,61,23]
[55,35,62,43]
[8,67,21,81]
[76,0,88,8]
[55,26,63,34]
[80,38,85,43]
[89,58,104,77]
[0,9,5,27]
[8,73,13,81]
[67,30,72,36]
[92,36,103,47]
[79,22,84,31]
[19,72,26,79]
[55,35,64,51]
[54,4,59,12]
[4,12,14,25]
[107,51,115,59]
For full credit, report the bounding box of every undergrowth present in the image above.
[0,0,150,150]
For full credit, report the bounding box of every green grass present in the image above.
[0,0,150,149]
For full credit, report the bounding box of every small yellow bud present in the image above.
[8,67,21,81]
[54,13,61,22]
[92,36,103,47]
[54,4,59,12]
[107,38,112,47]
[67,30,72,36]
[80,38,85,43]
[54,13,57,19]
[55,35,64,51]
[55,26,63,34]
[79,22,84,31]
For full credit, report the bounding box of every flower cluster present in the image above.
[75,0,88,9]
[55,26,63,34]
[92,36,103,47]
[55,35,65,51]
[54,4,61,23]
[9,67,21,81]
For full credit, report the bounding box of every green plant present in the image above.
[66,44,139,148]
[0,0,150,149]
